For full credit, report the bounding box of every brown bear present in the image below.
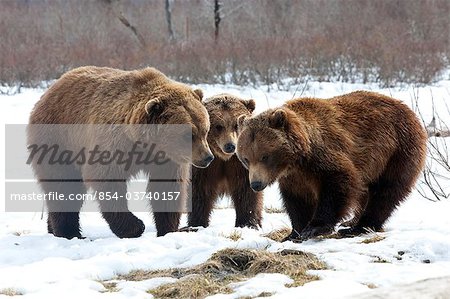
[236,91,427,241]
[28,66,214,239]
[187,94,263,229]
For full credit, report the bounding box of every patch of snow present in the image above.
[1,78,450,298]
[208,273,293,299]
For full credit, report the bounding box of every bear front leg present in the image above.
[231,183,263,229]
[299,158,361,240]
[152,212,181,236]
[148,161,187,236]
[94,181,145,238]
[278,180,317,242]
[187,169,218,229]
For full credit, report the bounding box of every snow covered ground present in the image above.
[1,78,450,298]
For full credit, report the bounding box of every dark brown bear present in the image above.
[28,66,213,239]
[187,94,263,229]
[236,91,427,241]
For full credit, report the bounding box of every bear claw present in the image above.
[299,225,334,240]
[283,225,335,242]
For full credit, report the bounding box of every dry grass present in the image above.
[363,282,378,289]
[0,288,23,296]
[12,230,30,236]
[316,233,345,240]
[117,248,326,298]
[264,207,285,214]
[264,227,387,243]
[372,256,390,263]
[256,291,274,297]
[150,274,234,298]
[359,234,386,244]
[221,230,243,241]
[264,228,344,243]
[263,227,291,242]
[99,281,119,293]
[212,203,233,209]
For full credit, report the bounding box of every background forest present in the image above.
[1,0,450,89]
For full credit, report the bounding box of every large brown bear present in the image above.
[187,94,263,229]
[28,66,214,239]
[236,91,427,241]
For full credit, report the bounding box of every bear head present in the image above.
[236,107,311,191]
[204,93,255,161]
[128,81,214,168]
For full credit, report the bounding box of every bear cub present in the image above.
[187,94,263,229]
[237,91,427,241]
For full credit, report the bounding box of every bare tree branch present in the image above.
[415,93,450,201]
[214,0,221,42]
[165,0,175,41]
[101,0,147,49]
[426,116,450,137]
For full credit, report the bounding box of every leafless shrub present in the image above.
[413,94,450,201]
[0,0,449,91]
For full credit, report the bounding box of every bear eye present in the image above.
[233,124,238,131]
[261,155,268,162]
[215,124,224,132]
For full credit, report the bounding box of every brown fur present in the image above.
[237,91,427,241]
[28,66,213,239]
[188,94,263,229]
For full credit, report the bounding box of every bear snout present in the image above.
[203,154,215,165]
[194,154,215,168]
[250,181,266,192]
[223,143,236,154]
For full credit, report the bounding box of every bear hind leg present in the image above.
[351,155,419,233]
[338,188,370,237]
[44,179,86,239]
[353,179,412,233]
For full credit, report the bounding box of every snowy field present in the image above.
[1,78,450,298]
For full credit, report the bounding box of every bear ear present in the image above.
[269,109,287,129]
[145,99,163,115]
[241,99,256,113]
[193,89,204,102]
[237,114,248,132]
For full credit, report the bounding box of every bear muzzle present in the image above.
[250,181,266,192]
[193,154,215,168]
[223,142,236,154]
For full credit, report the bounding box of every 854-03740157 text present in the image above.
[9,191,181,202]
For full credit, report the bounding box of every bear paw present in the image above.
[112,216,145,238]
[298,224,334,240]
[283,225,335,242]
[52,231,83,240]
[281,229,303,243]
